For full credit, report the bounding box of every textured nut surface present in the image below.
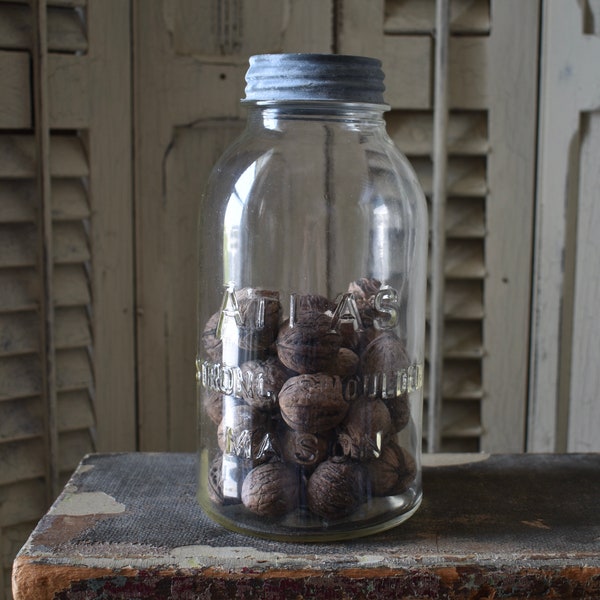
[208,454,249,505]
[239,357,289,411]
[201,311,222,361]
[276,313,341,374]
[307,459,365,520]
[236,288,281,352]
[290,294,336,321]
[279,428,330,469]
[279,374,348,433]
[217,404,269,458]
[241,461,300,517]
[203,390,224,425]
[369,442,416,496]
[361,332,410,377]
[338,398,392,460]
[348,277,381,329]
[327,347,359,379]
[384,392,411,432]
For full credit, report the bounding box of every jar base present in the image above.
[197,490,423,543]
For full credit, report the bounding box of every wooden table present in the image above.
[12,453,600,599]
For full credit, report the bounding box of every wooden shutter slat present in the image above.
[0,355,41,401]
[436,280,484,320]
[387,110,488,156]
[413,157,487,197]
[0,268,39,313]
[0,134,89,178]
[55,307,91,349]
[444,239,485,278]
[56,348,92,392]
[0,438,46,485]
[0,50,31,128]
[427,321,483,359]
[0,479,47,528]
[446,198,485,238]
[383,36,432,109]
[384,0,491,34]
[54,264,91,307]
[0,223,36,267]
[52,180,90,220]
[57,390,94,432]
[424,359,482,399]
[53,221,90,264]
[0,181,36,223]
[58,429,94,475]
[0,312,38,356]
[0,397,43,444]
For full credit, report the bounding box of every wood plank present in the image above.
[0,51,31,128]
[0,134,88,178]
[443,238,485,279]
[0,269,39,313]
[0,479,47,529]
[424,359,482,399]
[567,111,600,451]
[58,429,94,475]
[0,397,43,444]
[0,180,89,223]
[413,157,487,197]
[387,110,488,156]
[54,264,91,307]
[383,36,432,109]
[87,0,135,452]
[449,36,489,109]
[0,4,87,51]
[445,197,485,238]
[427,320,483,358]
[57,390,94,433]
[56,348,93,392]
[53,221,90,264]
[434,280,484,320]
[336,0,385,58]
[55,307,91,349]
[0,223,37,268]
[384,0,491,34]
[48,54,90,128]
[0,355,42,401]
[0,312,38,357]
[0,439,46,486]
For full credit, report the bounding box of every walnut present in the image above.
[203,389,224,425]
[290,294,336,321]
[201,311,222,361]
[306,458,366,520]
[207,453,249,505]
[239,357,289,412]
[279,374,348,433]
[361,332,409,380]
[279,427,331,470]
[241,461,301,517]
[217,404,270,461]
[368,442,416,496]
[384,392,411,432]
[326,347,359,379]
[276,313,341,373]
[236,288,281,353]
[348,277,381,329]
[337,398,392,460]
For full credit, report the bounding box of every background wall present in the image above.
[1,1,599,598]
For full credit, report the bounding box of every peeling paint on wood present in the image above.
[12,453,600,599]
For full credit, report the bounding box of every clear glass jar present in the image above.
[196,54,427,541]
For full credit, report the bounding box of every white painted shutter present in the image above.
[529,0,600,452]
[0,2,134,597]
[338,0,539,452]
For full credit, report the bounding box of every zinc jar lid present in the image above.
[243,53,386,105]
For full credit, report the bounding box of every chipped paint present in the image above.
[53,492,125,516]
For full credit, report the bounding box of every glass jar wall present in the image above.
[196,54,428,541]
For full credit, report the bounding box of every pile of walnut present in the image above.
[202,278,416,522]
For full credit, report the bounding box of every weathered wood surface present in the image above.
[12,453,600,599]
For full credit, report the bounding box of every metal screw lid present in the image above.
[243,53,386,105]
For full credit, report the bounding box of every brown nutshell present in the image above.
[279,373,348,433]
[368,442,416,496]
[241,461,300,517]
[239,357,289,412]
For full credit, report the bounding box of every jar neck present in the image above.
[244,101,389,131]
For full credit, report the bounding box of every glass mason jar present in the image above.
[196,54,428,541]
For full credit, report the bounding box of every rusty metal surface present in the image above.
[12,453,600,599]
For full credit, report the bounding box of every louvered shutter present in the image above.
[337,0,539,452]
[134,0,333,451]
[0,2,134,597]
